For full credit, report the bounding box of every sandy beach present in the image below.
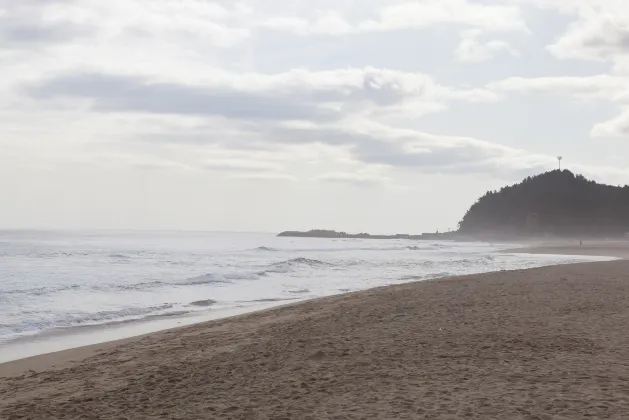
[507,240,629,259]
[2,251,629,419]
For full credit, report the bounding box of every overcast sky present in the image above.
[2,0,629,233]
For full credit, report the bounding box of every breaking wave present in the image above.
[176,272,260,285]
[189,299,217,307]
[288,288,310,294]
[254,246,278,252]
[252,245,439,253]
[259,257,333,275]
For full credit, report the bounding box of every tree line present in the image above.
[458,170,629,237]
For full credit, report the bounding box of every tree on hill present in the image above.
[458,170,629,236]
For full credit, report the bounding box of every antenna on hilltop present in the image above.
[557,156,563,171]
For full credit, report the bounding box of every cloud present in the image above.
[0,2,90,48]
[228,172,298,181]
[2,2,628,182]
[25,68,499,123]
[487,73,629,138]
[0,22,86,45]
[546,8,629,64]
[158,119,558,179]
[42,0,251,47]
[487,72,629,137]
[518,1,629,76]
[3,0,526,58]
[138,115,629,183]
[27,72,339,121]
[361,1,528,33]
[455,30,519,63]
[204,160,283,173]
[591,107,629,137]
[262,12,352,35]
[345,124,555,177]
[261,0,528,35]
[315,172,392,187]
[487,74,627,99]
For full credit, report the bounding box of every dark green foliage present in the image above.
[458,170,629,236]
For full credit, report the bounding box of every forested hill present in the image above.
[458,170,629,236]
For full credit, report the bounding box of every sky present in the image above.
[2,0,629,233]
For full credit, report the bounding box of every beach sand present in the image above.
[507,239,629,259]
[4,259,629,419]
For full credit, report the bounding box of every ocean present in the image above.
[0,230,609,354]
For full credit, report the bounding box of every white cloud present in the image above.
[261,0,528,35]
[455,30,519,63]
[517,0,629,77]
[42,0,251,47]
[591,108,629,137]
[204,159,284,174]
[315,172,392,187]
[263,12,352,35]
[23,68,500,125]
[547,11,629,64]
[359,1,527,33]
[487,73,629,139]
[139,116,571,179]
[487,75,627,99]
[228,172,298,181]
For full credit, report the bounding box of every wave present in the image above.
[108,253,131,259]
[1,303,200,342]
[254,246,278,252]
[399,272,453,281]
[244,297,299,303]
[110,280,166,291]
[3,284,82,296]
[3,272,254,297]
[289,257,332,266]
[176,274,234,285]
[259,257,333,276]
[143,311,192,320]
[251,244,448,253]
[399,275,424,281]
[29,304,176,331]
[3,280,170,297]
[189,299,216,307]
[66,304,176,326]
[3,253,498,300]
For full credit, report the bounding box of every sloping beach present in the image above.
[3,251,629,419]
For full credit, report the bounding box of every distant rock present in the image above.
[277,229,458,240]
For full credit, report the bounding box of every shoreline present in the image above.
[4,258,629,418]
[0,300,311,377]
[0,301,293,365]
[505,241,629,259]
[0,242,619,369]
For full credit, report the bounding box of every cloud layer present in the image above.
[1,0,629,230]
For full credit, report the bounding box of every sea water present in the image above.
[0,230,611,358]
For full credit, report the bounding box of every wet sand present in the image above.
[507,239,629,259]
[3,259,629,419]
